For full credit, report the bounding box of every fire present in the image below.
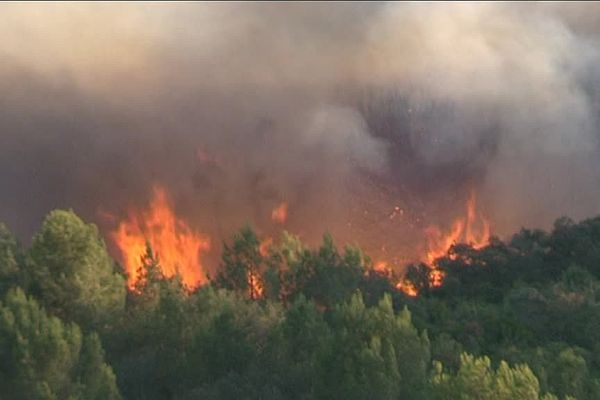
[374,261,391,274]
[397,281,418,297]
[248,270,264,300]
[425,190,490,266]
[271,202,288,224]
[425,220,465,265]
[464,190,491,250]
[429,269,445,287]
[373,261,419,297]
[112,185,210,290]
[259,237,273,257]
[394,189,491,297]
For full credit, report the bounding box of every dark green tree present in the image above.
[0,288,121,399]
[0,223,20,297]
[321,292,430,400]
[431,353,556,400]
[215,226,265,300]
[27,210,126,329]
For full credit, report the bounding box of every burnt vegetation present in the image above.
[2,211,600,399]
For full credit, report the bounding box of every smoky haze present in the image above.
[1,2,600,271]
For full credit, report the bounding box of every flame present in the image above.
[259,237,273,257]
[271,202,288,224]
[465,190,490,250]
[374,261,391,274]
[248,270,264,300]
[396,281,418,297]
[395,190,490,297]
[429,268,445,287]
[112,185,210,290]
[417,189,490,291]
[425,220,465,265]
[374,261,418,297]
[425,190,490,266]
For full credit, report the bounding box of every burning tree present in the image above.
[215,226,265,300]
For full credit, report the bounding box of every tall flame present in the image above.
[112,185,210,290]
[425,190,490,266]
[396,189,491,296]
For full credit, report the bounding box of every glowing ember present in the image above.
[429,269,445,287]
[374,261,391,274]
[248,270,264,300]
[112,185,210,290]
[397,281,418,297]
[271,202,288,224]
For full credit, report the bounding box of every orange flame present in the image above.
[396,190,490,297]
[259,237,273,257]
[112,185,210,290]
[429,269,445,287]
[248,270,264,300]
[374,261,391,274]
[271,202,288,224]
[425,220,465,265]
[396,281,418,297]
[373,261,418,297]
[464,190,490,250]
[425,190,490,266]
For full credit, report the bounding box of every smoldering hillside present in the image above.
[1,3,600,269]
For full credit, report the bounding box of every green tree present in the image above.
[215,226,264,300]
[28,210,125,329]
[273,295,332,398]
[0,223,20,296]
[280,234,365,307]
[0,288,121,399]
[431,353,555,400]
[321,292,430,400]
[110,242,191,400]
[549,348,589,400]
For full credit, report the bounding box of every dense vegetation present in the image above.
[2,210,600,399]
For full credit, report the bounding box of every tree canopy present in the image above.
[27,210,125,330]
[4,210,600,398]
[0,288,121,399]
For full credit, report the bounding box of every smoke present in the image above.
[1,2,600,269]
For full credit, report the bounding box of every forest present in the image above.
[2,209,600,399]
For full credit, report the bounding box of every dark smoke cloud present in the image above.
[1,3,600,270]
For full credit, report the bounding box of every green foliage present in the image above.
[27,210,126,329]
[549,348,590,400]
[5,210,600,399]
[431,353,551,400]
[405,215,600,399]
[0,223,20,297]
[274,233,367,307]
[107,243,193,400]
[215,225,264,299]
[0,288,121,400]
[322,293,430,399]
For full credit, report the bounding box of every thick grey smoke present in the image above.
[1,2,600,270]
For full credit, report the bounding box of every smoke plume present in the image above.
[1,2,600,270]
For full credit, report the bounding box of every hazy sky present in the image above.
[1,2,600,268]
